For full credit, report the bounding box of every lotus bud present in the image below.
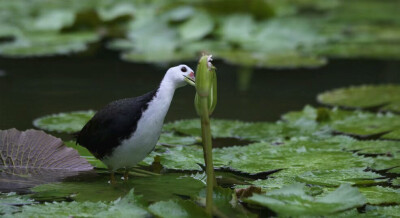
[195,55,217,115]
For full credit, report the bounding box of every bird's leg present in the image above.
[123,168,129,181]
[110,171,116,185]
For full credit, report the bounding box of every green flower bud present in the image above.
[194,55,217,116]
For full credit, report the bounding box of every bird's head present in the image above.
[166,64,195,88]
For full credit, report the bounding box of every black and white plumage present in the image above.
[76,65,195,171]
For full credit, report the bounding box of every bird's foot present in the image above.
[109,171,117,185]
[123,170,129,182]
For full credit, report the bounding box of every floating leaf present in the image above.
[392,177,400,186]
[178,12,214,41]
[164,119,321,142]
[283,105,400,139]
[0,32,100,57]
[370,154,400,172]
[33,110,95,133]
[11,189,149,218]
[31,173,205,203]
[365,205,400,217]
[158,133,198,146]
[358,186,400,205]
[148,199,207,218]
[0,192,35,215]
[296,169,384,187]
[148,140,372,174]
[382,129,400,140]
[245,183,366,216]
[317,85,400,112]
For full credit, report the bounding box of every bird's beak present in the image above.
[184,71,196,86]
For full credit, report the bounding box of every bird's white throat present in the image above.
[103,74,178,170]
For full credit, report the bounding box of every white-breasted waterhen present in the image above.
[76,65,195,183]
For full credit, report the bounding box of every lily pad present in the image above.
[157,133,198,147]
[0,192,35,215]
[392,177,400,186]
[365,205,400,217]
[147,141,373,174]
[33,110,95,133]
[358,186,400,205]
[283,105,400,139]
[11,189,149,218]
[370,154,400,172]
[0,32,100,57]
[164,119,321,142]
[317,85,400,113]
[296,169,384,187]
[382,129,400,140]
[148,199,207,218]
[31,173,205,203]
[245,183,366,216]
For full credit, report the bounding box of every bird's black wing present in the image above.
[76,89,158,159]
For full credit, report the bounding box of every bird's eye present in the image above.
[181,67,187,72]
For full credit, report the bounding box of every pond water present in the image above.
[0,50,399,131]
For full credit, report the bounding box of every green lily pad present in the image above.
[245,170,298,191]
[296,169,384,187]
[358,186,400,205]
[148,199,207,218]
[148,140,373,174]
[178,12,214,41]
[0,192,35,215]
[382,129,400,140]
[344,140,400,155]
[365,205,400,217]
[317,85,400,112]
[0,32,100,57]
[245,183,366,216]
[331,111,400,137]
[283,105,400,139]
[13,189,149,218]
[33,110,95,133]
[158,133,198,146]
[31,173,205,203]
[392,177,400,186]
[370,154,400,172]
[164,118,322,142]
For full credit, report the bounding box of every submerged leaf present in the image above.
[33,110,95,133]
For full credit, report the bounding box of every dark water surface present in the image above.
[0,54,399,131]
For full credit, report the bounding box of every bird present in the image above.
[75,65,195,183]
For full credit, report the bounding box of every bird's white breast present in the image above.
[103,86,175,170]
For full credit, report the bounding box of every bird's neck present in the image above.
[157,76,177,101]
